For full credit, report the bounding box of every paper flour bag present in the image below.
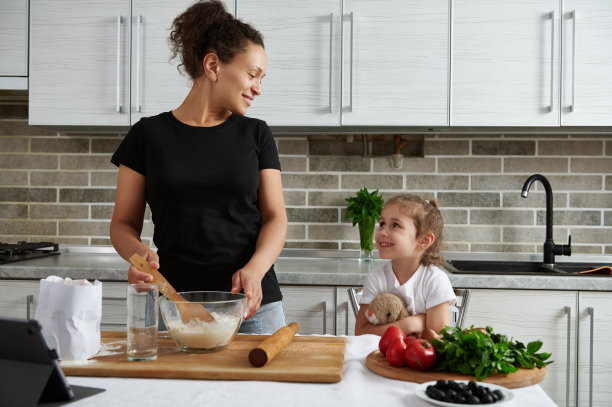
[34,276,102,360]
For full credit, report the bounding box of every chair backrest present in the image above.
[450,288,470,329]
[346,287,470,329]
[347,287,362,319]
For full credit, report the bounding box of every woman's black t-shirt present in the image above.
[111,112,283,304]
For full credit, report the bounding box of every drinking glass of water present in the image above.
[126,283,159,361]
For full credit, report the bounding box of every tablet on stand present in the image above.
[0,317,104,406]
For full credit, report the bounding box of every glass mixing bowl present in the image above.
[160,291,246,353]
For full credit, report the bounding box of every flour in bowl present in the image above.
[166,312,240,349]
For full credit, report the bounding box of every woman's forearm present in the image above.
[110,220,149,262]
[243,211,287,277]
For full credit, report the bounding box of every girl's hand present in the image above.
[398,313,426,336]
[127,250,159,284]
[230,267,264,320]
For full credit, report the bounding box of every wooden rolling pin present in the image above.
[128,253,214,323]
[249,322,300,367]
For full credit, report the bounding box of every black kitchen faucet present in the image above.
[521,174,571,268]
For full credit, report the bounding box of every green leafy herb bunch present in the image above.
[431,326,553,381]
[345,187,384,251]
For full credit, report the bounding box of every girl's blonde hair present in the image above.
[385,194,444,266]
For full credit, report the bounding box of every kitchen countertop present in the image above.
[2,246,612,291]
[62,334,556,407]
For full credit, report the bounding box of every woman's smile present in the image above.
[243,94,254,106]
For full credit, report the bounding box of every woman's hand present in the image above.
[230,267,264,320]
[127,250,159,284]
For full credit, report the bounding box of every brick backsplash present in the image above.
[1,108,611,254]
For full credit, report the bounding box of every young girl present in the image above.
[355,194,455,336]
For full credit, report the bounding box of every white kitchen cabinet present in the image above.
[451,0,561,126]
[577,293,612,407]
[0,280,128,331]
[0,280,39,320]
[99,282,128,331]
[29,0,235,126]
[29,0,132,126]
[340,0,448,126]
[281,285,336,335]
[237,0,343,126]
[463,289,577,407]
[561,2,612,126]
[0,0,28,77]
[238,0,448,127]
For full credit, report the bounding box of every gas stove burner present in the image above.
[0,241,61,264]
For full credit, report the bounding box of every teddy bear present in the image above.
[364,292,409,325]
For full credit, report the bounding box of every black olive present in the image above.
[467,395,481,404]
[449,381,463,392]
[444,389,458,403]
[480,393,494,404]
[426,385,446,401]
[456,395,467,404]
[475,387,487,398]
[468,380,478,390]
[492,389,503,401]
[461,388,473,398]
[435,379,449,389]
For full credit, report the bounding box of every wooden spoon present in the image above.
[128,253,214,323]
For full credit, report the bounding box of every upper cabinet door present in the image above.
[237,0,343,126]
[0,0,28,76]
[451,1,560,126]
[341,0,449,126]
[130,0,235,124]
[29,1,131,126]
[561,1,612,126]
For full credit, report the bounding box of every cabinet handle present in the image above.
[116,16,123,113]
[322,301,327,335]
[587,307,594,407]
[328,13,333,113]
[26,294,34,320]
[346,12,354,113]
[564,305,571,407]
[569,10,576,112]
[135,15,143,113]
[548,11,555,113]
[345,301,349,335]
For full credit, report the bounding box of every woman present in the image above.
[110,0,288,334]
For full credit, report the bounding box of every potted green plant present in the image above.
[345,187,384,261]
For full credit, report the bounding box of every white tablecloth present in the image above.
[65,335,557,407]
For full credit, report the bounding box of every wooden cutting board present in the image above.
[60,332,346,383]
[366,350,546,389]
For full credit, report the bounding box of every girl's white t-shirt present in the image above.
[360,262,456,316]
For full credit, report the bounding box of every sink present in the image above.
[444,260,612,276]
